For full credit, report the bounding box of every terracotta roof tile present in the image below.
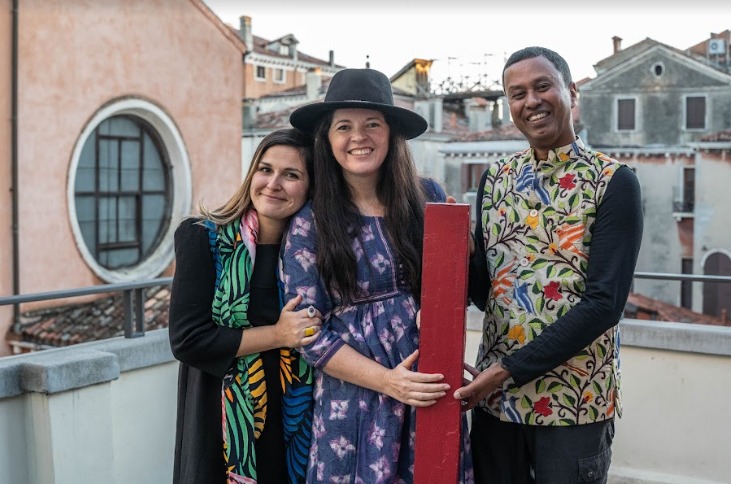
[700,129,731,142]
[625,292,728,326]
[449,124,526,142]
[12,286,171,348]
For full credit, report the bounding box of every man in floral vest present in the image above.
[454,46,643,483]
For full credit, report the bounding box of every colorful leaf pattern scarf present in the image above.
[205,210,313,483]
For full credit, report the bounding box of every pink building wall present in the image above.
[0,0,245,354]
[0,1,13,354]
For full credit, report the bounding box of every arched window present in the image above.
[74,115,171,269]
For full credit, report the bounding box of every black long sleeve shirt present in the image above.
[468,165,643,387]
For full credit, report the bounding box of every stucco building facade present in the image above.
[0,0,246,354]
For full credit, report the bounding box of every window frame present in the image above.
[615,96,638,132]
[274,67,286,84]
[255,65,266,81]
[74,115,172,270]
[683,94,707,131]
[68,98,192,283]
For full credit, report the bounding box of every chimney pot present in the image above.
[306,68,322,100]
[612,36,623,54]
[239,16,253,52]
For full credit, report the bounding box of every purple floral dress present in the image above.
[280,180,474,484]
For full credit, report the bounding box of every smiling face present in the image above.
[504,56,578,160]
[249,145,309,235]
[327,108,391,183]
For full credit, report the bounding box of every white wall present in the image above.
[1,321,730,484]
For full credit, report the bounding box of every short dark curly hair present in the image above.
[502,46,573,89]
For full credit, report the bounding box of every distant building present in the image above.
[581,36,731,147]
[579,34,731,318]
[0,0,246,354]
[234,15,343,101]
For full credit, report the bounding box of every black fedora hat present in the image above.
[290,68,428,140]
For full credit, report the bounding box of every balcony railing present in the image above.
[1,272,729,342]
[672,198,695,213]
[0,277,173,338]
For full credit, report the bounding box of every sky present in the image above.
[204,0,731,88]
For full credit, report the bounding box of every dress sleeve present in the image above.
[280,203,345,368]
[502,166,643,386]
[168,218,242,378]
[421,177,447,203]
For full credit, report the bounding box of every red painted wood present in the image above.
[413,203,470,484]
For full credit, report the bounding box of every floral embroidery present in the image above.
[534,397,553,417]
[559,173,576,190]
[544,281,562,301]
[507,325,526,344]
[476,139,622,426]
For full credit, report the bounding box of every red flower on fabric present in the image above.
[559,173,576,190]
[534,396,552,417]
[544,281,562,301]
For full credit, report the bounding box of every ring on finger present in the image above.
[307,305,316,318]
[304,326,315,337]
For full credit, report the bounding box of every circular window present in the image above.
[652,62,664,77]
[74,115,170,270]
[68,98,192,282]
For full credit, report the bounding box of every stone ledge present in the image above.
[0,329,174,399]
[466,308,731,357]
[619,319,731,357]
[20,349,119,394]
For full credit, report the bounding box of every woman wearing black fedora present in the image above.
[281,68,474,483]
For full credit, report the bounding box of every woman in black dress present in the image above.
[169,128,320,484]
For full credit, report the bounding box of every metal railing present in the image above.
[633,272,731,283]
[1,272,729,344]
[0,277,173,338]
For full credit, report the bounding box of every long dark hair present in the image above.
[200,128,313,225]
[311,111,427,304]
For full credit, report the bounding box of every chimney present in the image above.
[329,50,335,67]
[306,68,322,100]
[242,98,257,129]
[491,100,501,128]
[239,16,253,52]
[500,96,511,125]
[467,98,488,132]
[612,36,623,54]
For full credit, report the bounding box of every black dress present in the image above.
[169,219,286,484]
[247,243,287,483]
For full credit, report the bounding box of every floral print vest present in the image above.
[476,138,622,426]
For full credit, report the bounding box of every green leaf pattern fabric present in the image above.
[206,214,313,483]
[475,139,623,426]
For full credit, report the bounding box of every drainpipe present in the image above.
[11,0,19,331]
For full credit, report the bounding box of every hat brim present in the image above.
[290,101,428,140]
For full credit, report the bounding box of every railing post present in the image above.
[123,288,146,339]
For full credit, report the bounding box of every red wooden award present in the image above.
[413,203,470,483]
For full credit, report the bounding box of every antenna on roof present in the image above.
[366,55,370,69]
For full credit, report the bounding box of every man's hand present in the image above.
[453,362,511,411]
